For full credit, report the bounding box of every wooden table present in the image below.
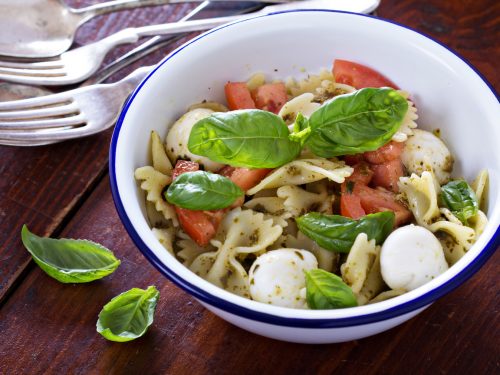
[1,1,498,373]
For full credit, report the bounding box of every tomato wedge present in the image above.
[251,83,288,114]
[172,161,218,247]
[355,184,412,226]
[340,183,366,219]
[172,160,199,178]
[363,141,405,164]
[370,159,404,192]
[345,162,374,186]
[219,166,272,192]
[333,59,399,89]
[343,154,365,166]
[224,82,256,110]
[174,208,218,247]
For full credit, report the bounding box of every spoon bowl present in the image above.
[0,0,82,58]
[0,0,288,58]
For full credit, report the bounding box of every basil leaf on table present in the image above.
[21,225,120,283]
[440,180,479,225]
[305,88,408,157]
[97,286,159,342]
[296,211,395,253]
[188,109,302,168]
[165,171,244,210]
[305,269,358,309]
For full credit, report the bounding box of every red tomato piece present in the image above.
[340,183,366,219]
[370,159,404,192]
[343,154,365,166]
[217,165,235,179]
[174,208,218,247]
[219,166,272,192]
[251,83,288,114]
[224,82,256,110]
[363,141,405,164]
[333,59,399,89]
[172,160,199,179]
[172,160,217,247]
[346,162,374,186]
[356,185,412,226]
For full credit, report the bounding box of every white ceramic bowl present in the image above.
[110,10,500,344]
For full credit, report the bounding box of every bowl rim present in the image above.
[109,9,500,328]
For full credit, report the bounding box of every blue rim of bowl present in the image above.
[109,9,499,328]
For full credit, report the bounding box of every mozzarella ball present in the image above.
[249,249,318,308]
[165,108,224,171]
[380,225,449,291]
[401,129,453,185]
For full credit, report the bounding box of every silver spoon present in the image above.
[0,0,293,58]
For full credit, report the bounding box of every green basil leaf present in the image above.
[296,211,395,253]
[21,225,120,283]
[165,171,243,210]
[188,109,302,168]
[305,269,357,309]
[96,286,159,342]
[306,88,408,157]
[440,180,478,225]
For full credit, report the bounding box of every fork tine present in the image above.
[0,102,79,120]
[0,67,66,78]
[0,59,64,70]
[0,115,86,130]
[0,124,91,142]
[0,92,71,111]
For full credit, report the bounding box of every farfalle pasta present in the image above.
[190,207,282,297]
[135,59,489,310]
[246,157,353,195]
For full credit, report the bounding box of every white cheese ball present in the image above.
[165,108,224,172]
[380,225,449,291]
[249,249,318,308]
[401,129,453,185]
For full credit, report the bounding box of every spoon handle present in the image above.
[73,0,295,20]
[104,0,379,39]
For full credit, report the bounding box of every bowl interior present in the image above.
[112,10,500,322]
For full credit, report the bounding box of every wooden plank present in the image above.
[0,177,498,374]
[0,0,498,373]
[0,2,194,302]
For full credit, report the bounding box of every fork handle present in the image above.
[115,66,154,90]
[73,0,293,20]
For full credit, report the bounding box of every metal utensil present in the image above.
[0,0,270,146]
[0,0,294,58]
[0,0,380,86]
[0,66,151,146]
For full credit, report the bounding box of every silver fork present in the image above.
[0,0,215,147]
[0,0,379,86]
[0,1,284,147]
[0,66,151,146]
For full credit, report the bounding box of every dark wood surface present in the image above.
[0,1,498,374]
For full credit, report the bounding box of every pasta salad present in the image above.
[135,59,488,309]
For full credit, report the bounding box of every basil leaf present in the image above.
[97,286,159,342]
[165,171,243,210]
[188,109,302,168]
[21,225,120,283]
[306,88,408,157]
[305,269,357,309]
[440,180,478,225]
[296,212,395,253]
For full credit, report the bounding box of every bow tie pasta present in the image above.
[135,59,489,310]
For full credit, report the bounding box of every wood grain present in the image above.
[0,178,498,374]
[0,0,498,374]
[0,2,195,303]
